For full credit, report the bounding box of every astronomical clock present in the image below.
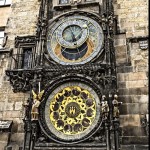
[6,0,121,149]
[47,15,104,65]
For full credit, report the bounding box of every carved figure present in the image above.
[31,90,44,120]
[23,99,30,119]
[112,94,122,118]
[101,95,109,119]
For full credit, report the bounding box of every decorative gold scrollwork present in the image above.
[49,86,96,135]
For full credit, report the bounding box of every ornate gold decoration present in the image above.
[31,90,44,120]
[54,39,94,63]
[49,86,96,135]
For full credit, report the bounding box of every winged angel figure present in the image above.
[31,90,44,120]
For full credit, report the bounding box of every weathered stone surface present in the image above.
[3,111,23,119]
[0,7,11,27]
[0,102,5,111]
[122,126,146,136]
[120,115,141,127]
[120,103,140,114]
[121,145,149,150]
[0,141,7,150]
[0,133,9,142]
[118,81,126,88]
[5,102,14,111]
[15,101,23,111]
[114,34,127,46]
[126,80,148,88]
[117,72,148,82]
[117,66,133,73]
[118,95,148,103]
[118,87,148,95]
[121,136,148,145]
[139,103,148,114]
[114,0,148,38]
[11,133,24,144]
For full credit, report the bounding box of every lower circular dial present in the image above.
[42,81,101,143]
[50,86,96,135]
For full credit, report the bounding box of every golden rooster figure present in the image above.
[31,90,44,120]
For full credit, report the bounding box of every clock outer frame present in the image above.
[46,11,104,65]
[38,76,102,144]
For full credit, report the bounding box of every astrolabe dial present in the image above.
[43,82,101,142]
[56,20,89,49]
[47,15,104,65]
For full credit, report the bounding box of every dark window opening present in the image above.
[0,0,11,5]
[59,0,69,4]
[22,48,32,69]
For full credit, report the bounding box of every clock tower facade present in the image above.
[1,0,148,150]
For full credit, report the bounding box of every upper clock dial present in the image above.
[56,20,89,49]
[47,15,104,65]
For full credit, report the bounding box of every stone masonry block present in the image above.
[139,103,148,114]
[122,126,146,136]
[120,115,141,127]
[115,45,127,56]
[116,58,127,64]
[0,102,5,111]
[118,81,126,88]
[139,95,148,103]
[118,95,148,103]
[3,111,22,119]
[117,66,133,73]
[128,87,148,95]
[0,133,10,142]
[15,102,23,111]
[5,102,14,111]
[120,103,140,115]
[126,80,148,88]
[11,133,24,144]
[114,34,126,46]
[0,112,2,119]
[0,141,7,150]
[128,72,148,81]
[121,136,148,145]
[119,87,148,95]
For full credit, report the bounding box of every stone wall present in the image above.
[114,0,148,146]
[0,0,40,149]
[0,7,11,27]
[5,0,41,49]
[0,0,149,149]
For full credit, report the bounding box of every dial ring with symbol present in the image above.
[44,82,101,141]
[56,20,89,49]
[47,15,104,65]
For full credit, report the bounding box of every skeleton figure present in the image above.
[31,90,44,120]
[101,95,109,119]
[70,0,82,4]
[23,99,30,119]
[112,94,122,118]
